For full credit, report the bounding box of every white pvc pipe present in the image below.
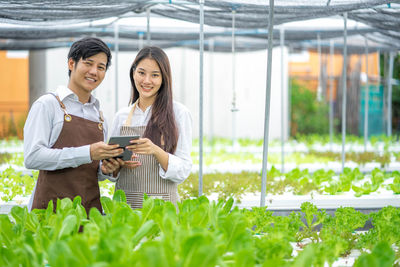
[231,9,238,150]
[209,38,215,144]
[377,50,381,87]
[260,0,275,207]
[146,8,151,45]
[317,33,322,101]
[280,27,285,173]
[341,12,348,173]
[138,32,144,50]
[387,52,394,137]
[364,38,369,152]
[198,0,204,196]
[114,22,119,113]
[329,39,334,150]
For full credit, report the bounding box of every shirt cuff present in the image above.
[159,153,188,184]
[97,161,121,182]
[74,145,93,165]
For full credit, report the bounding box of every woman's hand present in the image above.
[127,138,169,172]
[127,138,159,155]
[123,154,142,170]
[101,157,124,176]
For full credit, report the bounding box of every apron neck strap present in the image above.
[124,100,138,127]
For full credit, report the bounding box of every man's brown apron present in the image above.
[115,103,178,209]
[31,94,104,214]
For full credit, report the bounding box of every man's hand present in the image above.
[90,141,123,161]
[101,158,124,176]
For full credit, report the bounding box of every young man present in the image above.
[24,37,124,213]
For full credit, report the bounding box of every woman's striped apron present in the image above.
[115,103,178,209]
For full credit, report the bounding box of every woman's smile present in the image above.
[133,57,163,105]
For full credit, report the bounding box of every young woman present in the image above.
[110,46,192,209]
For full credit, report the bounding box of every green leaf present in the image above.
[354,241,395,267]
[100,196,114,215]
[72,195,82,207]
[10,205,26,225]
[0,215,14,247]
[57,214,77,239]
[58,198,73,213]
[141,197,155,224]
[132,220,156,247]
[113,189,127,203]
[47,240,76,267]
[25,212,40,233]
[181,233,219,267]
[222,197,234,214]
[45,199,54,219]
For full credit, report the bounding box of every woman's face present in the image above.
[133,57,162,103]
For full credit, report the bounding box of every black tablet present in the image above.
[108,135,140,161]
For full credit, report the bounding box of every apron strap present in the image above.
[50,92,104,128]
[124,101,138,127]
[51,93,72,122]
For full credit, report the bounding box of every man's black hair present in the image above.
[67,37,112,76]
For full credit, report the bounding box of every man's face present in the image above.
[68,52,107,96]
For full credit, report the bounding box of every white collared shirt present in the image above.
[24,85,111,180]
[110,101,193,184]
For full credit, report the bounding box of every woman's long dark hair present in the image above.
[129,46,178,154]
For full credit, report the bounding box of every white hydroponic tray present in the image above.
[208,191,400,210]
[192,161,400,174]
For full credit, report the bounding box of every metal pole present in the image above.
[341,12,348,173]
[114,22,119,113]
[387,52,394,137]
[329,39,334,150]
[138,32,144,50]
[280,27,285,173]
[261,0,275,207]
[209,39,215,144]
[231,8,238,149]
[198,0,204,197]
[317,33,322,101]
[377,50,380,86]
[146,8,151,45]
[364,38,369,152]
[180,49,186,104]
[377,50,382,134]
[288,64,291,139]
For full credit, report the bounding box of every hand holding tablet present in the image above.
[108,135,140,161]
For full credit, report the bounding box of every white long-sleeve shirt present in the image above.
[110,101,193,184]
[24,86,114,210]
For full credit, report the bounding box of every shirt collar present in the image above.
[56,85,100,108]
[132,100,152,114]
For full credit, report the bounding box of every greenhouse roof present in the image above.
[0,0,399,52]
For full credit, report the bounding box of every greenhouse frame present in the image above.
[1,0,400,266]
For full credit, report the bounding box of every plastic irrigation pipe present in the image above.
[341,12,348,173]
[364,38,369,152]
[260,0,274,207]
[198,0,204,197]
[280,27,285,173]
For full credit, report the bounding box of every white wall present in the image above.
[31,46,289,140]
